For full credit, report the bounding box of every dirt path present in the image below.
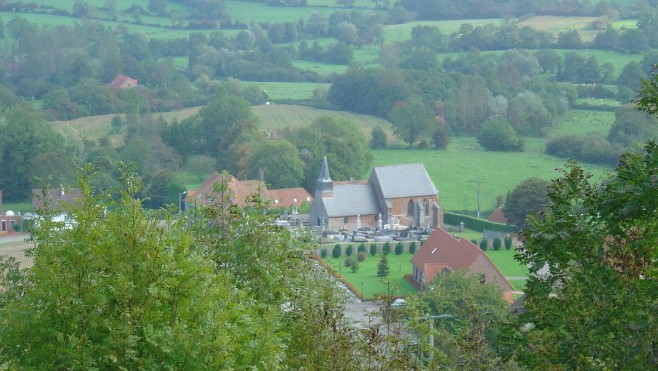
[0,234,34,269]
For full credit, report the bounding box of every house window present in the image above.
[1,220,5,231]
[407,200,415,216]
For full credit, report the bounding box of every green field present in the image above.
[383,19,502,43]
[242,82,332,101]
[371,148,612,212]
[550,109,615,137]
[323,252,418,300]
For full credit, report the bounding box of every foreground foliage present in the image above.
[0,164,409,369]
[507,143,658,368]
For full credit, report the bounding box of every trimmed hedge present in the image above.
[444,212,516,233]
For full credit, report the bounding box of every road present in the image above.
[0,233,33,268]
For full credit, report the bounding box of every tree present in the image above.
[502,177,550,227]
[477,117,523,152]
[408,272,512,369]
[508,145,658,369]
[377,255,390,277]
[185,155,216,182]
[369,126,387,149]
[248,140,304,189]
[388,98,436,146]
[148,0,168,15]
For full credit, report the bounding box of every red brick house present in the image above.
[187,172,270,208]
[411,228,513,301]
[0,190,22,234]
[310,157,443,231]
[109,74,138,89]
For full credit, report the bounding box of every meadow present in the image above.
[371,148,612,212]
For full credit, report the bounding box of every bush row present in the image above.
[444,212,517,233]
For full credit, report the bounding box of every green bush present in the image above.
[409,241,417,254]
[332,244,341,258]
[358,243,366,253]
[321,249,327,258]
[444,212,516,233]
[395,242,403,255]
[493,238,502,250]
[370,243,377,256]
[345,245,353,256]
[357,252,366,262]
[471,239,478,245]
[344,257,353,267]
[382,241,391,255]
[377,255,390,277]
[504,237,513,250]
[479,240,488,251]
[350,259,359,273]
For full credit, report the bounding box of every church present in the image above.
[309,157,443,231]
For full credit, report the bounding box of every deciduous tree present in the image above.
[502,177,550,227]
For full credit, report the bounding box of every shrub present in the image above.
[357,252,366,262]
[377,255,390,277]
[345,245,353,256]
[471,239,478,245]
[332,244,341,258]
[479,239,488,251]
[351,259,359,273]
[409,241,417,254]
[493,238,502,250]
[382,241,391,255]
[444,212,516,233]
[358,243,366,253]
[370,243,377,256]
[504,237,513,250]
[321,249,327,258]
[344,257,353,267]
[395,242,403,255]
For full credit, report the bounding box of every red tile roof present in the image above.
[412,228,513,295]
[487,207,508,224]
[188,172,270,208]
[267,188,312,209]
[109,74,138,89]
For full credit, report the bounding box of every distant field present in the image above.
[242,82,332,100]
[253,104,394,136]
[551,109,615,137]
[371,148,613,212]
[383,19,502,43]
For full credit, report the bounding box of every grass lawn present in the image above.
[2,202,33,214]
[372,148,613,212]
[323,252,417,300]
[242,82,332,101]
[550,109,615,137]
[484,248,528,277]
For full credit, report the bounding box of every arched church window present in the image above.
[407,199,415,216]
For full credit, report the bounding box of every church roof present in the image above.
[371,163,438,199]
[322,184,380,217]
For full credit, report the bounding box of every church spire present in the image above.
[316,156,333,198]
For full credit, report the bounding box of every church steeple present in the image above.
[316,156,333,198]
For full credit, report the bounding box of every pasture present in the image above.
[371,148,612,212]
[550,109,615,137]
[242,82,331,100]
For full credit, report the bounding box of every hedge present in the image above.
[444,212,517,233]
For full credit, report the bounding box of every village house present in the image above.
[0,191,22,234]
[267,187,312,210]
[309,157,443,231]
[108,74,138,89]
[32,187,82,211]
[411,227,514,302]
[186,172,271,209]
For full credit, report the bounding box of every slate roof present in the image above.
[322,184,380,217]
[32,188,82,210]
[371,163,438,198]
[268,188,313,209]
